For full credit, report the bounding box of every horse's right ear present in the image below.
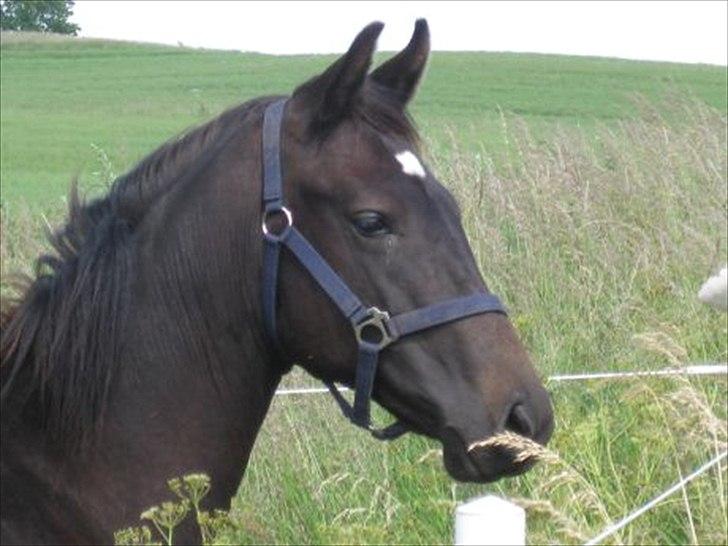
[290,22,383,134]
[369,19,430,108]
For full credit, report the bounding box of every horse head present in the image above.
[271,20,554,482]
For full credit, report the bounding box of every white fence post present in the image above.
[454,495,526,546]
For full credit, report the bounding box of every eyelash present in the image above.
[351,211,391,237]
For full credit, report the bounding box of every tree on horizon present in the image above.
[1,1,80,35]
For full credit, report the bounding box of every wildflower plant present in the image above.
[114,473,231,546]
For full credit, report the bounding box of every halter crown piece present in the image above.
[260,99,508,440]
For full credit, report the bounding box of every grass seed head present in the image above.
[467,431,560,465]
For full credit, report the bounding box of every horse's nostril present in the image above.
[505,403,535,438]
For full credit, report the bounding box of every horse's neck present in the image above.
[2,335,281,544]
[89,125,281,535]
[2,120,283,543]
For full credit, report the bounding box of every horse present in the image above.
[0,20,553,544]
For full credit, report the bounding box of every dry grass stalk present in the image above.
[315,472,351,500]
[416,448,442,464]
[632,330,689,367]
[469,431,614,537]
[368,482,399,525]
[331,507,366,525]
[511,497,589,544]
[667,385,728,452]
[467,431,560,465]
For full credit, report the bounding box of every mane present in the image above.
[0,85,419,447]
[0,97,269,446]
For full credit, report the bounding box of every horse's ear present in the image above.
[291,22,383,133]
[370,19,430,108]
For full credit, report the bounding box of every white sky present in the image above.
[72,1,727,66]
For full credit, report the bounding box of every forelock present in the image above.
[351,81,420,149]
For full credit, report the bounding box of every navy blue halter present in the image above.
[261,99,507,440]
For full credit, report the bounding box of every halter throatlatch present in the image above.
[260,99,507,440]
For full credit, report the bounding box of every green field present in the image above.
[1,31,725,205]
[1,32,727,545]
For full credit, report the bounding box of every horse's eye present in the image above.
[352,211,390,237]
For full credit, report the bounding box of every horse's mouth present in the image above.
[440,427,537,483]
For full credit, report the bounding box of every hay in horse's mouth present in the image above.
[467,431,559,465]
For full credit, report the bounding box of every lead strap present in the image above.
[261,100,287,346]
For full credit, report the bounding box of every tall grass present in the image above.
[1,97,726,544]
[437,94,726,375]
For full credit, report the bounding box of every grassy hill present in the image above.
[1,32,726,545]
[1,31,725,205]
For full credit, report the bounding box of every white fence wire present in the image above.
[273,363,728,397]
[584,451,728,545]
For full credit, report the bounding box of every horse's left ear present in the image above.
[369,19,430,108]
[291,21,383,134]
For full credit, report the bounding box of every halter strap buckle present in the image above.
[354,307,395,350]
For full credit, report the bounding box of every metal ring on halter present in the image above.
[354,307,395,350]
[262,206,293,242]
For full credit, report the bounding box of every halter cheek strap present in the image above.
[260,99,507,441]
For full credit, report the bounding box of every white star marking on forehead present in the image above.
[395,150,426,179]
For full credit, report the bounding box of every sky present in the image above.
[72,1,727,66]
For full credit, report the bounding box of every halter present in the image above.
[260,99,507,440]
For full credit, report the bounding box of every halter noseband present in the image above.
[260,99,507,440]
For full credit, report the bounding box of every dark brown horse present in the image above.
[0,20,553,544]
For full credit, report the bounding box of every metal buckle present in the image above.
[354,307,394,349]
[262,206,293,241]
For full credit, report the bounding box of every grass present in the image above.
[1,31,725,205]
[1,32,727,545]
